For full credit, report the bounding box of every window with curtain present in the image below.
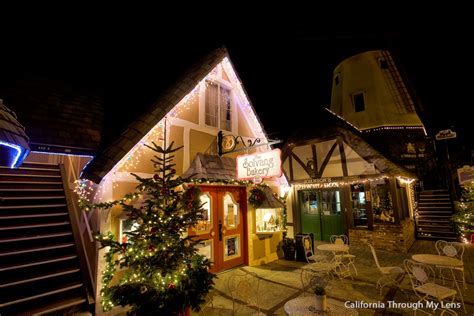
[205,81,232,131]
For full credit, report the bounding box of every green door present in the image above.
[299,189,345,241]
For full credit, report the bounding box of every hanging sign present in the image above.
[435,129,457,140]
[457,165,474,185]
[236,149,282,180]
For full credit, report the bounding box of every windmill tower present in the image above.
[329,50,434,184]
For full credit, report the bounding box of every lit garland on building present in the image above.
[91,57,271,202]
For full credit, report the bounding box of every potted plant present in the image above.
[313,285,327,311]
[281,237,296,261]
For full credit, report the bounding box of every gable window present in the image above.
[205,81,232,131]
[352,92,365,112]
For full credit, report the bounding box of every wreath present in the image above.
[249,186,265,208]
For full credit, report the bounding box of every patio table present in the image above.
[411,254,466,313]
[284,296,358,315]
[316,244,349,253]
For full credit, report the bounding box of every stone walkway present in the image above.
[194,240,474,315]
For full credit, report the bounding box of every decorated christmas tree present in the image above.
[453,182,474,243]
[79,142,215,315]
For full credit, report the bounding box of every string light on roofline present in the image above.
[92,58,271,202]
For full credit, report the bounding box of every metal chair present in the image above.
[302,235,326,263]
[227,269,262,315]
[368,243,404,296]
[435,240,466,289]
[404,259,459,315]
[330,234,357,276]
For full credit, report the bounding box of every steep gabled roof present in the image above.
[282,108,416,179]
[82,47,238,183]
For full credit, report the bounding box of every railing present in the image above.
[60,155,98,303]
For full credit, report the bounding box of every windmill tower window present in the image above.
[335,74,340,85]
[352,92,365,112]
[378,58,388,69]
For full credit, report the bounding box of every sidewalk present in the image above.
[194,240,474,315]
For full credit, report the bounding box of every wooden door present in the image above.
[190,186,247,272]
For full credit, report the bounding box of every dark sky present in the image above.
[1,28,472,148]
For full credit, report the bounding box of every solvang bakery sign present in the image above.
[236,149,282,180]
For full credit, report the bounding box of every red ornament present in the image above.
[153,174,159,181]
[171,169,176,174]
[150,227,158,234]
[168,283,176,290]
[148,245,156,252]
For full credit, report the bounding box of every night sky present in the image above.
[1,28,472,149]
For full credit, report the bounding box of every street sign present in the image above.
[435,129,457,141]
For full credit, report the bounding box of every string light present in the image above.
[91,56,271,202]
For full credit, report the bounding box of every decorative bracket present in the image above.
[217,131,282,156]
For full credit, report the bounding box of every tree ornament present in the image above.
[153,174,159,181]
[171,168,176,174]
[137,218,144,225]
[140,285,148,294]
[168,283,176,290]
[161,271,167,277]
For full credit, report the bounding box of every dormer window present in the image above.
[205,81,232,131]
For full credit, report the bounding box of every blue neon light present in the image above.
[31,150,94,158]
[0,141,24,168]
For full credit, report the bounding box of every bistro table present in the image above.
[284,296,358,316]
[412,254,466,313]
[411,254,462,268]
[317,244,349,253]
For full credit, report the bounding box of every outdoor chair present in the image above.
[330,234,358,276]
[404,259,459,316]
[367,243,405,297]
[227,269,262,315]
[303,235,327,263]
[435,240,466,289]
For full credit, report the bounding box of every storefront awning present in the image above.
[182,153,236,180]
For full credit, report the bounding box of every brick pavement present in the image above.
[195,240,474,315]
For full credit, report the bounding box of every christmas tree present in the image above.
[81,142,215,315]
[453,182,474,243]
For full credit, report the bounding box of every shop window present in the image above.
[205,81,232,131]
[194,193,212,234]
[320,190,341,215]
[351,183,367,227]
[195,239,213,262]
[119,218,139,244]
[352,92,365,112]
[223,193,239,228]
[256,208,284,233]
[301,191,318,214]
[300,189,341,215]
[371,179,395,223]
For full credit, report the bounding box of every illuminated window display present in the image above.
[351,183,367,227]
[195,193,212,233]
[256,208,284,233]
[371,179,395,223]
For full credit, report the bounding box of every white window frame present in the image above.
[201,71,235,133]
